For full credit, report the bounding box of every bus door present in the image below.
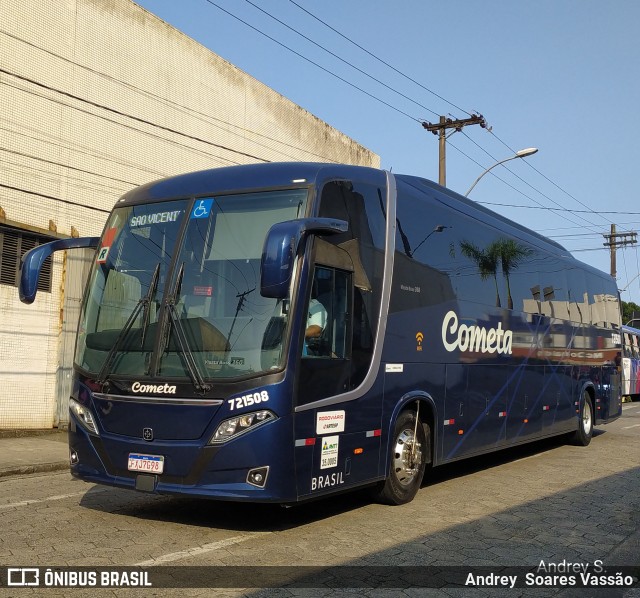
[293,178,388,498]
[294,262,384,498]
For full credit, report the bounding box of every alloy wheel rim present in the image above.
[392,428,422,486]
[583,400,592,434]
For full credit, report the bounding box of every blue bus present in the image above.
[20,163,622,505]
[621,324,640,400]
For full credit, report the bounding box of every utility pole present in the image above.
[422,114,488,186]
[603,224,637,278]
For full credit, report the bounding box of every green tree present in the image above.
[460,238,533,310]
[494,239,534,310]
[460,240,501,307]
[622,300,640,325]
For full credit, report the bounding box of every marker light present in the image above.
[209,410,276,444]
[69,398,99,436]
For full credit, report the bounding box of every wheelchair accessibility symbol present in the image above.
[190,199,213,219]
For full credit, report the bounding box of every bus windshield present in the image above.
[75,189,308,382]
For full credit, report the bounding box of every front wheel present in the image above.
[373,410,428,505]
[570,393,594,446]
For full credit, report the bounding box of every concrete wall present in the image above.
[0,0,379,428]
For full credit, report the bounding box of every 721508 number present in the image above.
[228,390,269,411]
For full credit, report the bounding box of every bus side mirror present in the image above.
[260,218,348,299]
[19,236,99,304]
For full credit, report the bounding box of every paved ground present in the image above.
[0,429,67,478]
[0,404,638,597]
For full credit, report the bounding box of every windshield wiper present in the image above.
[140,263,160,349]
[161,262,211,393]
[96,263,161,386]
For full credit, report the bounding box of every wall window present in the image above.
[0,226,53,292]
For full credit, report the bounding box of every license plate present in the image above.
[128,453,164,474]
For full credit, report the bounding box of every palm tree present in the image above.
[460,240,501,307]
[494,239,533,309]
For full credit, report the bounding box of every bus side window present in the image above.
[624,334,633,358]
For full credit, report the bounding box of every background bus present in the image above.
[621,324,640,400]
[19,163,622,505]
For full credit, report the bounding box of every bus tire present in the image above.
[373,410,427,505]
[570,393,593,446]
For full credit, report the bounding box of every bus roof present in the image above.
[118,162,385,206]
[622,324,640,335]
[116,162,612,285]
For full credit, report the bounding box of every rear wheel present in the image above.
[570,392,593,446]
[373,410,427,505]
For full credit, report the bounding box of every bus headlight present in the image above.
[209,410,276,444]
[69,398,99,436]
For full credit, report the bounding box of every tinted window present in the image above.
[318,180,385,377]
[586,272,620,328]
[392,180,539,312]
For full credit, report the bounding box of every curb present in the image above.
[0,429,67,440]
[0,461,69,479]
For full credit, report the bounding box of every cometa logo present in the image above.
[131,382,177,394]
[441,310,513,355]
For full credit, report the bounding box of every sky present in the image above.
[135,0,640,308]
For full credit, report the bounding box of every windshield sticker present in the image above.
[190,199,213,219]
[320,435,339,470]
[97,227,117,263]
[193,286,213,296]
[316,410,345,435]
[96,246,110,263]
[130,210,182,228]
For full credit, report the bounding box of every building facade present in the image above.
[0,0,379,428]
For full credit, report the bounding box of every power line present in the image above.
[571,247,609,252]
[476,200,640,216]
[0,68,267,163]
[241,0,443,119]
[2,78,248,167]
[285,0,472,117]
[488,129,616,228]
[547,232,607,239]
[0,120,168,181]
[0,146,139,187]
[446,139,599,231]
[279,1,622,236]
[0,29,349,164]
[201,0,421,122]
[0,157,128,196]
[4,8,628,258]
[0,184,110,213]
[540,221,640,232]
[460,131,604,231]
